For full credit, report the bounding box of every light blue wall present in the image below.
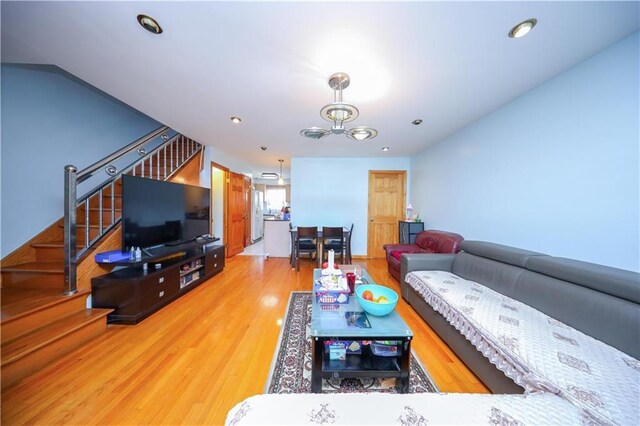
[291,157,411,256]
[1,64,161,256]
[410,32,640,272]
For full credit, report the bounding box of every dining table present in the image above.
[289,226,351,268]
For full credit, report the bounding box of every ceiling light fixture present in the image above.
[261,172,278,179]
[412,119,423,126]
[509,18,537,39]
[137,14,163,34]
[382,146,390,152]
[230,116,242,124]
[278,159,285,185]
[301,72,378,141]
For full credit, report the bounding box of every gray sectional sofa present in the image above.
[401,240,640,393]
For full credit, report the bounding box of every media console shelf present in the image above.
[92,244,225,324]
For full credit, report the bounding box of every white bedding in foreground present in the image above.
[406,270,640,426]
[225,392,585,425]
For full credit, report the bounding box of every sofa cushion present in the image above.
[226,393,585,426]
[405,270,640,426]
[461,241,544,268]
[391,250,403,261]
[451,252,525,298]
[526,256,640,304]
[514,269,640,359]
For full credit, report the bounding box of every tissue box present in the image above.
[314,280,350,304]
[328,342,347,360]
[325,340,362,355]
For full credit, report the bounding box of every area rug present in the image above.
[265,291,439,394]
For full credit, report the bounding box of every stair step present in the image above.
[100,195,122,209]
[31,241,98,262]
[1,288,90,342]
[1,262,65,289]
[1,308,111,388]
[1,261,64,273]
[76,208,122,224]
[31,242,85,262]
[57,224,102,241]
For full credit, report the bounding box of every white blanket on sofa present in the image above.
[225,392,585,425]
[406,270,640,426]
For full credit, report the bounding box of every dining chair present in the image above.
[322,226,344,264]
[295,226,318,271]
[343,223,354,264]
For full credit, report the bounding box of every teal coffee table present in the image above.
[310,268,413,393]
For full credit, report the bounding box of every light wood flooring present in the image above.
[1,255,488,425]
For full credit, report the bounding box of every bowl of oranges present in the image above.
[355,284,398,316]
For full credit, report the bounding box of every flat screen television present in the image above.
[122,175,210,250]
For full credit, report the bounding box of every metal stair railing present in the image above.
[63,126,203,295]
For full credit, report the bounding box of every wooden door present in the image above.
[244,177,252,246]
[227,172,246,257]
[367,171,406,258]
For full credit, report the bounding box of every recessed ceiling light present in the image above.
[230,116,242,124]
[382,146,390,152]
[412,119,423,126]
[509,18,537,39]
[137,14,162,34]
[260,146,267,151]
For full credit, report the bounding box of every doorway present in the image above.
[367,170,406,258]
[210,162,228,253]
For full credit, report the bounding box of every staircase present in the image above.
[1,129,203,388]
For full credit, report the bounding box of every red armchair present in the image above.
[383,230,464,281]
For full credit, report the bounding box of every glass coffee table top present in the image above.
[310,268,413,338]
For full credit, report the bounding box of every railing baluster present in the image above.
[157,150,160,180]
[84,199,90,248]
[182,136,185,164]
[163,146,167,180]
[98,188,103,232]
[170,142,174,174]
[111,180,116,225]
[142,156,145,177]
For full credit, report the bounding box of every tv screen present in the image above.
[122,175,210,250]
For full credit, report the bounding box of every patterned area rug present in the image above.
[265,291,439,394]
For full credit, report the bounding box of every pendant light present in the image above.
[278,159,285,185]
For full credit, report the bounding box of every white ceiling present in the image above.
[2,1,638,178]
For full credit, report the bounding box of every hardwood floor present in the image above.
[1,255,488,425]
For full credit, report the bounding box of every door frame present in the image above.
[367,170,407,258]
[244,176,252,247]
[210,161,230,257]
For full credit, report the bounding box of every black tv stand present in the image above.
[107,239,220,267]
[91,243,225,324]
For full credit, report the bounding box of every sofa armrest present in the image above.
[384,244,421,263]
[400,254,456,298]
